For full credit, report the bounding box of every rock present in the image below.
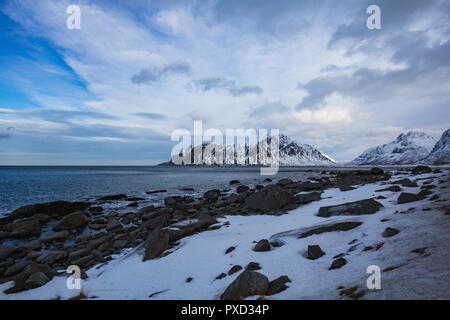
[376,185,402,192]
[317,199,383,217]
[143,229,169,261]
[113,239,128,249]
[22,239,42,251]
[295,192,321,204]
[370,167,384,175]
[229,180,240,185]
[253,239,271,252]
[24,272,49,290]
[33,214,50,223]
[392,178,418,187]
[127,202,138,207]
[265,178,272,182]
[10,219,41,238]
[142,213,169,231]
[168,217,218,242]
[246,262,261,271]
[220,271,270,300]
[411,165,432,174]
[10,201,91,220]
[68,248,91,262]
[36,250,68,265]
[89,206,103,214]
[329,258,347,270]
[225,246,236,255]
[146,189,167,194]
[277,178,294,187]
[53,211,91,231]
[105,219,122,232]
[267,276,291,295]
[4,260,31,277]
[245,186,295,213]
[296,181,324,191]
[42,231,69,243]
[0,245,16,260]
[164,197,176,206]
[186,277,193,283]
[216,273,227,280]
[203,189,220,201]
[298,221,363,238]
[228,265,243,275]
[397,191,428,204]
[0,231,9,239]
[382,227,399,238]
[339,185,356,192]
[236,185,250,193]
[88,223,105,230]
[97,194,128,201]
[307,245,325,260]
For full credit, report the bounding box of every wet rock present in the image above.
[203,189,220,201]
[307,245,325,260]
[10,219,41,238]
[267,276,291,296]
[10,201,91,220]
[42,231,69,243]
[24,271,50,290]
[146,189,167,194]
[97,194,127,201]
[295,192,321,204]
[411,165,432,174]
[245,185,295,213]
[376,185,402,192]
[53,211,90,231]
[220,271,270,300]
[298,222,363,238]
[246,262,261,271]
[143,229,169,261]
[382,227,399,238]
[228,265,243,275]
[229,180,240,185]
[236,185,250,193]
[4,260,31,277]
[317,199,383,218]
[253,239,271,252]
[329,258,347,270]
[392,178,418,187]
[397,191,428,204]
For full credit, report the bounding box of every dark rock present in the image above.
[267,276,291,295]
[392,178,418,187]
[33,214,50,223]
[4,260,31,277]
[296,181,324,191]
[0,231,9,240]
[229,180,240,185]
[225,246,236,255]
[164,197,176,206]
[10,201,90,220]
[181,188,195,191]
[146,189,167,194]
[203,189,220,201]
[22,239,42,251]
[253,239,271,252]
[245,186,295,213]
[329,258,347,270]
[265,178,272,182]
[10,219,41,238]
[246,262,261,271]
[41,231,69,243]
[127,202,138,207]
[295,192,321,204]
[298,222,363,238]
[382,227,399,238]
[370,167,384,175]
[216,273,227,280]
[36,250,68,265]
[397,191,428,204]
[220,271,270,300]
[53,211,90,231]
[186,277,193,283]
[89,206,103,214]
[339,185,356,192]
[307,245,325,260]
[236,185,250,193]
[228,265,243,275]
[97,194,128,201]
[376,185,402,192]
[105,219,122,232]
[411,165,432,174]
[126,197,145,201]
[24,272,50,290]
[168,217,217,242]
[142,213,169,231]
[317,199,383,217]
[143,229,169,261]
[277,178,294,187]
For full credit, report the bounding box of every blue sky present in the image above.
[0,0,449,165]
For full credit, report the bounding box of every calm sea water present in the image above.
[0,166,336,217]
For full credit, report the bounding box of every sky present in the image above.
[0,0,449,165]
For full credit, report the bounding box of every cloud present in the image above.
[131,62,192,84]
[135,112,166,120]
[0,133,11,139]
[192,77,263,97]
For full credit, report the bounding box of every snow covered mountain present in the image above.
[351,131,437,165]
[424,129,450,164]
[161,133,337,166]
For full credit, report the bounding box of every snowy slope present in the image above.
[3,171,449,300]
[424,129,450,165]
[351,131,436,165]
[165,134,337,166]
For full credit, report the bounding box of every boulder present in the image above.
[143,229,169,261]
[203,189,220,201]
[24,272,50,290]
[392,179,418,187]
[339,185,356,192]
[97,194,127,201]
[168,217,218,242]
[318,199,383,218]
[298,222,363,238]
[411,165,432,174]
[4,260,31,277]
[253,239,271,252]
[376,185,402,192]
[10,219,41,238]
[246,262,261,271]
[245,186,295,213]
[10,201,90,220]
[36,250,68,265]
[53,211,90,231]
[329,258,347,270]
[228,265,243,276]
[295,192,321,204]
[307,245,325,260]
[142,213,169,231]
[277,178,294,187]
[397,191,427,204]
[229,180,240,185]
[236,185,250,193]
[22,239,42,251]
[382,227,399,238]
[220,271,270,300]
[267,276,291,296]
[0,245,16,261]
[370,167,384,175]
[41,231,69,243]
[105,219,122,232]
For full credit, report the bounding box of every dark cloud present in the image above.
[193,77,262,97]
[135,112,166,120]
[131,62,191,84]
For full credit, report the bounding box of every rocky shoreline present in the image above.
[0,165,449,299]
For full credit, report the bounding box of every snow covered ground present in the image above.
[1,171,449,300]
